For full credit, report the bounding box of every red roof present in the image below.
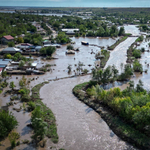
[3,35,14,40]
[0,68,3,72]
[21,43,32,46]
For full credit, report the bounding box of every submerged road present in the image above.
[105,37,137,73]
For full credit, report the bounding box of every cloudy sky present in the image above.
[0,0,149,7]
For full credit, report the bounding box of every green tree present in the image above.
[19,60,25,68]
[8,41,15,47]
[118,27,125,36]
[31,106,47,141]
[67,44,74,50]
[132,49,141,58]
[17,37,24,43]
[40,46,56,56]
[0,110,18,138]
[1,71,7,78]
[9,81,16,90]
[4,53,12,59]
[133,60,143,72]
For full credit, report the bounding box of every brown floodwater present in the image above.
[105,37,137,73]
[35,37,117,80]
[124,25,140,36]
[131,37,150,90]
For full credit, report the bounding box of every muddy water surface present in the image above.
[35,37,117,79]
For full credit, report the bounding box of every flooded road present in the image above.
[124,25,140,36]
[105,37,137,73]
[40,76,135,150]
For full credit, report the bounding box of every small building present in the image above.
[43,40,51,45]
[61,29,79,32]
[0,59,12,69]
[35,46,43,52]
[0,68,3,74]
[1,35,14,44]
[2,47,22,54]
[17,43,32,51]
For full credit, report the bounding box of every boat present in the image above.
[81,41,89,45]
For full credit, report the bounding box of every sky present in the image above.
[0,0,150,7]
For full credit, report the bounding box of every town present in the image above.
[0,7,150,150]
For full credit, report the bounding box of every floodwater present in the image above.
[124,25,140,36]
[105,24,140,73]
[105,37,137,73]
[35,37,117,80]
[131,37,150,90]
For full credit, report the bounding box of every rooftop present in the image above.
[3,35,14,40]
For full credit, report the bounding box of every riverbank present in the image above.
[73,82,150,150]
[31,82,58,143]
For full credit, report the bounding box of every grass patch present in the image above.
[31,82,58,143]
[108,36,128,50]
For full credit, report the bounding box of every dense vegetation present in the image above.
[85,79,150,136]
[0,13,40,38]
[40,46,56,56]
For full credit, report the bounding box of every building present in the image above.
[1,35,14,44]
[16,43,32,51]
[0,68,3,74]
[0,59,12,70]
[2,47,22,54]
[61,29,79,35]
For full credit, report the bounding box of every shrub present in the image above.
[8,131,20,148]
[8,41,15,47]
[28,101,36,111]
[67,44,74,50]
[141,47,145,52]
[132,49,141,58]
[40,46,56,56]
[31,107,48,141]
[4,53,12,59]
[133,60,143,72]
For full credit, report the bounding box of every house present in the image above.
[35,46,43,52]
[61,29,79,35]
[1,35,14,44]
[61,29,79,32]
[43,40,51,45]
[0,68,3,74]
[2,47,22,54]
[0,59,12,69]
[17,43,32,51]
